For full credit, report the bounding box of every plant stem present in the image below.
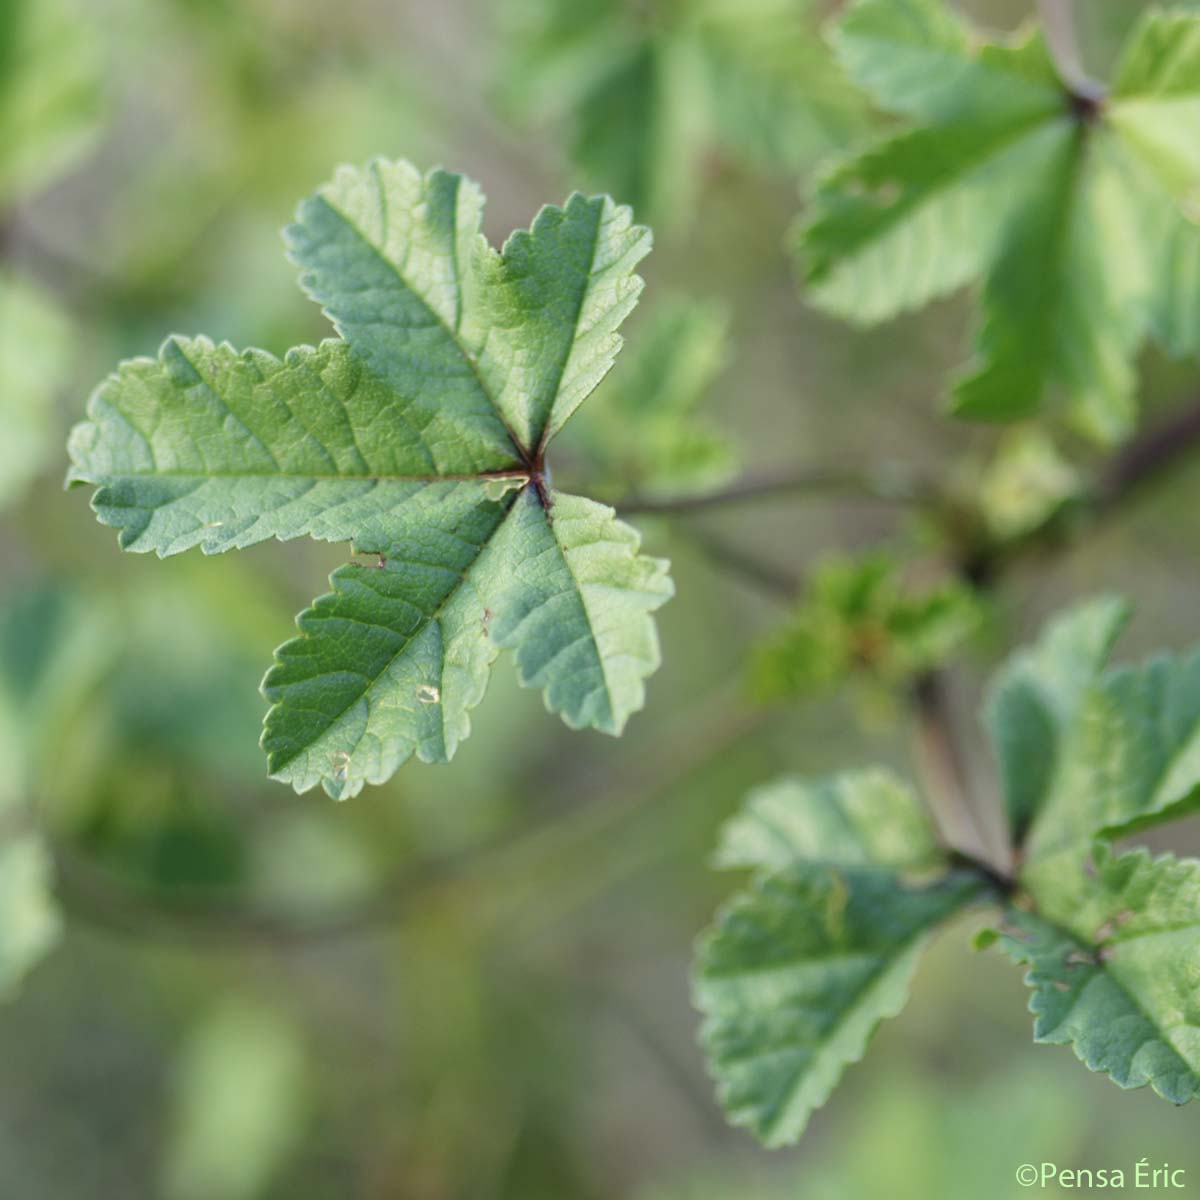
[1096,394,1200,511]
[618,465,930,516]
[947,848,1016,898]
[682,526,802,599]
[911,671,1007,872]
[1035,0,1102,99]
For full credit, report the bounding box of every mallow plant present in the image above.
[65,0,1200,1154]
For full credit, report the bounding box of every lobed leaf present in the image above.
[798,0,1200,441]
[714,768,943,875]
[69,159,673,796]
[996,846,1200,1104]
[695,863,981,1146]
[695,761,989,1146]
[984,596,1129,843]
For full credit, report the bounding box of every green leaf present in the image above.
[977,429,1080,540]
[714,768,944,875]
[261,488,671,798]
[69,159,674,798]
[830,0,1057,124]
[1069,651,1200,841]
[498,0,864,226]
[695,764,986,1145]
[695,862,981,1146]
[1109,10,1200,202]
[797,0,1200,441]
[164,1001,308,1200]
[0,275,70,510]
[995,846,1200,1104]
[566,296,736,500]
[984,596,1129,842]
[749,554,979,702]
[1011,619,1200,862]
[0,0,103,203]
[1105,10,1200,363]
[0,833,60,998]
[801,16,1064,323]
[692,0,866,177]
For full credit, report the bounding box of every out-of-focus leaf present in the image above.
[68,159,673,798]
[498,0,865,225]
[996,847,1200,1104]
[982,600,1200,1105]
[714,768,944,875]
[0,583,113,1000]
[0,834,60,998]
[568,296,736,499]
[977,429,1081,539]
[983,596,1129,843]
[0,0,103,203]
[164,1000,308,1200]
[797,1,1200,443]
[749,554,980,702]
[0,276,70,510]
[0,583,115,809]
[996,599,1200,866]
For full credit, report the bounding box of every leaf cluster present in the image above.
[696,598,1200,1143]
[796,1,1200,442]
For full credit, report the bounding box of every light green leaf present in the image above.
[996,846,1200,1104]
[164,1001,308,1200]
[567,296,736,500]
[1068,651,1200,841]
[749,554,980,702]
[693,0,866,176]
[695,863,981,1146]
[798,0,1200,440]
[831,0,1058,124]
[69,159,673,797]
[978,429,1081,540]
[0,0,103,203]
[285,158,651,455]
[0,275,70,510]
[68,336,527,555]
[498,0,864,226]
[714,768,943,875]
[262,489,671,799]
[984,596,1129,842]
[0,833,60,998]
[1016,629,1200,862]
[1109,9,1200,201]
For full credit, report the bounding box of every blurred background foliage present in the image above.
[3,0,1200,1196]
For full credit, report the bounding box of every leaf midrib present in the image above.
[312,188,533,465]
[266,483,529,777]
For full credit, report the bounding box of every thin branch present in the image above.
[617,465,931,516]
[963,392,1200,585]
[682,526,802,600]
[1095,394,1200,512]
[910,671,1009,873]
